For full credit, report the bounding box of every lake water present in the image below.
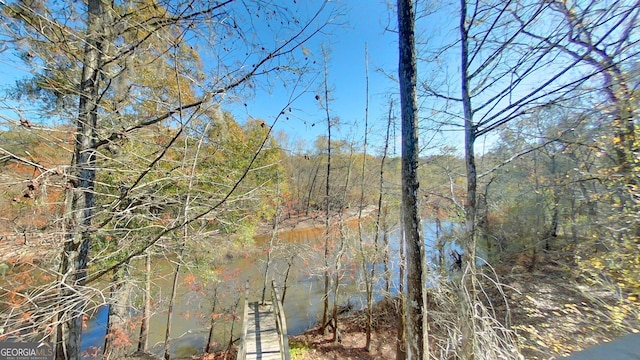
[81,220,455,358]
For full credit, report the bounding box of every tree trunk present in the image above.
[262,171,280,304]
[460,0,477,273]
[396,218,406,360]
[305,164,320,217]
[332,236,345,344]
[320,45,332,335]
[383,212,391,293]
[333,150,353,344]
[397,0,427,358]
[281,256,294,303]
[477,191,489,259]
[205,286,219,354]
[460,0,479,357]
[56,0,107,358]
[163,254,182,360]
[137,249,151,353]
[358,43,374,351]
[547,156,560,251]
[104,264,133,359]
[226,298,241,358]
[380,102,394,294]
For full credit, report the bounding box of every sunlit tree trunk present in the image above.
[358,43,374,351]
[380,102,394,294]
[459,0,479,356]
[397,0,427,358]
[320,45,332,335]
[460,0,477,273]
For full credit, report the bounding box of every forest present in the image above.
[0,0,638,359]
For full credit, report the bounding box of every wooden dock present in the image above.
[238,281,290,360]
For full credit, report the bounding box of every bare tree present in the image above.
[519,0,640,243]
[520,0,639,175]
[356,42,379,352]
[452,0,639,270]
[319,44,333,335]
[420,0,640,356]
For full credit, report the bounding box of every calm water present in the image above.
[81,220,454,358]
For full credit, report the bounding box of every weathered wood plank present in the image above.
[244,303,283,360]
[240,282,290,360]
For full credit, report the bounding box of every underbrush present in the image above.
[290,244,639,359]
[490,241,640,359]
[289,339,313,360]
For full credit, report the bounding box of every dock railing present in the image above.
[271,279,290,360]
[237,280,250,360]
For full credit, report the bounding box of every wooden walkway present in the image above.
[238,281,290,360]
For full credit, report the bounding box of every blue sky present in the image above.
[0,0,402,148]
[0,0,465,155]
[227,0,403,152]
[225,0,467,155]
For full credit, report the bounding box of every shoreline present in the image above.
[255,205,378,236]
